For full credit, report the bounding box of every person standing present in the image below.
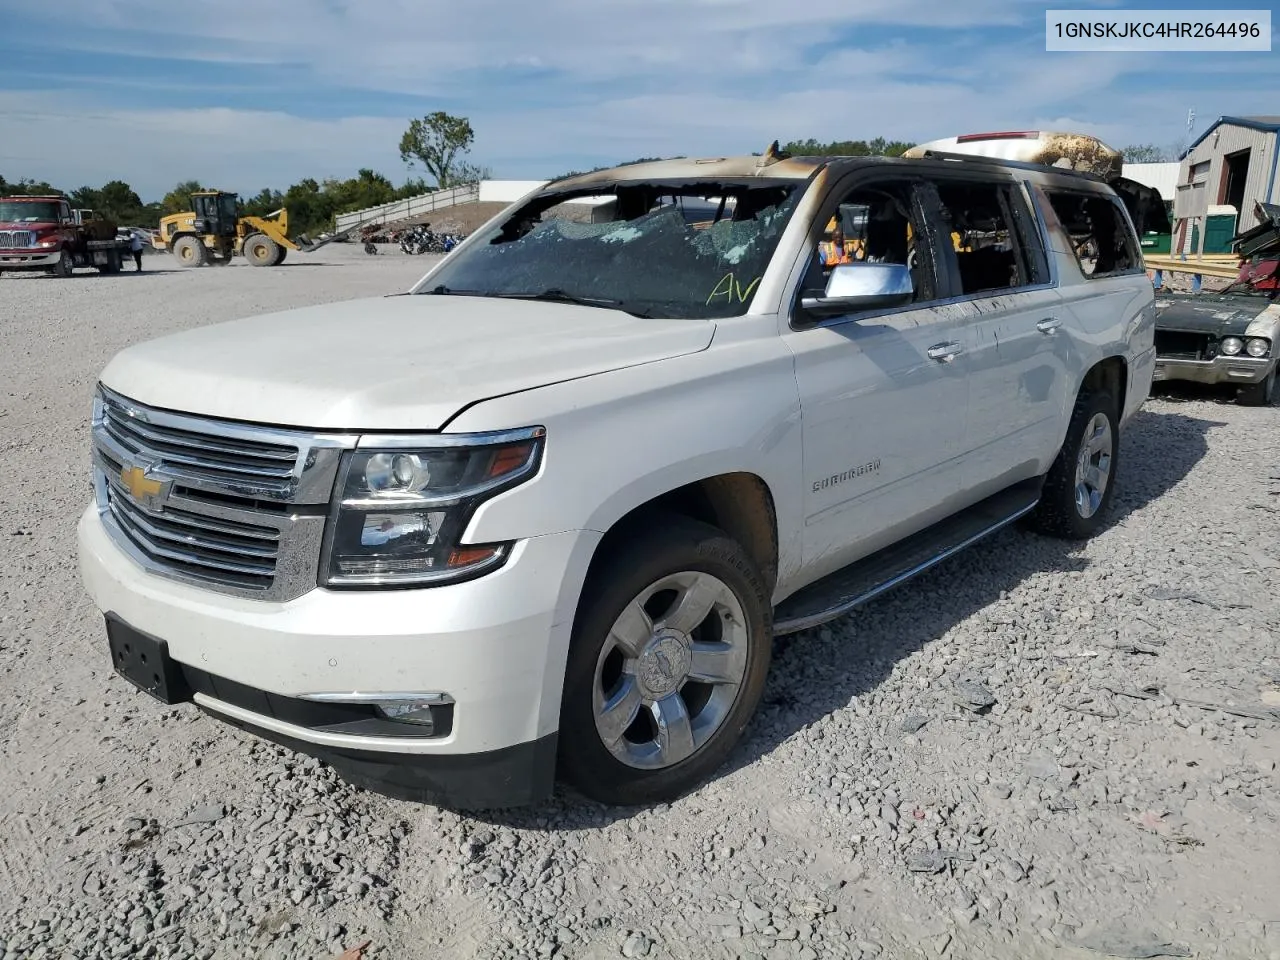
[129,231,144,272]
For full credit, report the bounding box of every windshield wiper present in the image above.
[421,284,489,296]
[500,288,655,318]
[499,288,622,308]
[424,285,654,317]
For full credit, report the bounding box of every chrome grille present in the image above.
[100,389,301,500]
[0,230,35,249]
[90,385,356,601]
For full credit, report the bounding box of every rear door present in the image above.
[1033,184,1159,424]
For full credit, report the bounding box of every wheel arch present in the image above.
[1078,353,1127,415]
[581,471,780,598]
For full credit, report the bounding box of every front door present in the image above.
[783,175,972,584]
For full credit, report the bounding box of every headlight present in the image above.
[38,240,58,249]
[1246,337,1270,358]
[1220,336,1243,356]
[321,427,544,588]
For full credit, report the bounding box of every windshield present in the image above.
[0,200,62,223]
[414,178,806,319]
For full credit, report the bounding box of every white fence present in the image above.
[333,182,480,232]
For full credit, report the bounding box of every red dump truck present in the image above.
[0,195,126,277]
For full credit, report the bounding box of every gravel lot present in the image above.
[2,245,1278,960]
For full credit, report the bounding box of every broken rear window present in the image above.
[415,179,804,319]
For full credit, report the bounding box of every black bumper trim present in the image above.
[206,705,558,810]
[104,612,454,738]
[103,612,555,810]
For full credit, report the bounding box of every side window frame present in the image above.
[1002,182,1052,287]
[786,169,953,330]
[924,170,1052,302]
[1041,187,1146,281]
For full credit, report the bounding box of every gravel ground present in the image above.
[2,246,1278,960]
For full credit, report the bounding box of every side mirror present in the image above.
[800,262,913,318]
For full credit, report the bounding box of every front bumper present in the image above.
[1152,353,1275,387]
[78,504,599,808]
[0,250,60,268]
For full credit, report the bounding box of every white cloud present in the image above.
[0,92,407,197]
[4,0,1278,197]
[30,0,1030,91]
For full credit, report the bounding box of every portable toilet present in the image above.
[1189,205,1239,255]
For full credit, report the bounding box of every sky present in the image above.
[1,0,1276,201]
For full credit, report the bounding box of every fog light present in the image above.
[374,700,440,727]
[300,690,454,728]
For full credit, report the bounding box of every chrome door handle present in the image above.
[1037,316,1063,334]
[927,341,964,362]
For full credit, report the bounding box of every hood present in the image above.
[99,294,716,431]
[1155,293,1277,336]
[0,219,57,231]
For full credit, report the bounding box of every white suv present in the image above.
[77,139,1159,809]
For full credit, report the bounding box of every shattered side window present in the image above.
[1043,190,1143,278]
[417,181,804,319]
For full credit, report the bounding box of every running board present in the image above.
[772,477,1044,636]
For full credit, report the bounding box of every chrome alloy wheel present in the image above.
[1073,412,1113,519]
[592,570,750,770]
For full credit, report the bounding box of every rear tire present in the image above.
[97,247,122,274]
[172,236,207,267]
[1237,368,1276,406]
[558,513,773,806]
[243,233,279,267]
[1026,390,1120,540]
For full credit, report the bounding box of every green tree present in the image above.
[781,138,914,157]
[241,187,285,218]
[1120,143,1175,163]
[69,185,103,210]
[161,180,205,215]
[97,180,145,222]
[399,112,479,189]
[0,174,62,196]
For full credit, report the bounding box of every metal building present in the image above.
[1173,116,1280,256]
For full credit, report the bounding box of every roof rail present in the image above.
[913,149,1108,182]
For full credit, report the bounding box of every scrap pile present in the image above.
[1229,200,1280,293]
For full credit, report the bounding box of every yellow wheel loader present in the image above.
[153,191,344,267]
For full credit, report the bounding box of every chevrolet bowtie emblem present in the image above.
[120,464,170,509]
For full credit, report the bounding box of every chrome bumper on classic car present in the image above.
[1153,354,1274,386]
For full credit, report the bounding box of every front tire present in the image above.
[243,233,279,266]
[172,236,207,267]
[49,249,73,277]
[1237,367,1276,407]
[558,514,773,806]
[1027,390,1120,540]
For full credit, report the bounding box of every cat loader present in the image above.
[154,191,345,267]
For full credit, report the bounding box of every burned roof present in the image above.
[549,152,827,190]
